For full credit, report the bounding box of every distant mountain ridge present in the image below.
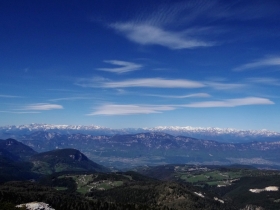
[1,123,280,142]
[1,124,280,169]
[12,131,280,169]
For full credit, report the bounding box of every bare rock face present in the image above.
[16,202,55,210]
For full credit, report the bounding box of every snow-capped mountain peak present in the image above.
[1,124,279,143]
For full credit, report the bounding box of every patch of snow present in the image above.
[214,197,224,203]
[16,202,55,210]
[265,186,279,191]
[217,185,227,187]
[249,186,279,193]
[194,192,204,198]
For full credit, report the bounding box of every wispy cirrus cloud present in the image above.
[0,111,40,114]
[247,77,280,86]
[76,76,248,90]
[144,93,211,98]
[49,97,91,102]
[76,77,205,89]
[184,97,274,108]
[101,78,204,89]
[47,88,79,92]
[206,82,246,90]
[88,104,175,115]
[0,94,22,98]
[107,0,280,51]
[75,76,109,88]
[88,96,273,116]
[111,23,214,49]
[233,56,280,71]
[97,60,142,73]
[23,103,63,111]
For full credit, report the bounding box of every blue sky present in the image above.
[1,0,280,131]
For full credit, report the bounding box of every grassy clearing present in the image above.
[58,174,125,194]
[175,169,245,187]
[31,161,53,174]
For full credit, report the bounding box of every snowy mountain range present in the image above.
[0,123,279,143]
[0,123,280,142]
[0,123,280,143]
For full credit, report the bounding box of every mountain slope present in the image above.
[0,139,40,183]
[0,159,38,184]
[0,178,234,210]
[0,138,37,161]
[134,164,280,210]
[30,148,110,174]
[0,148,20,162]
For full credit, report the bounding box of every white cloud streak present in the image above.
[89,97,273,115]
[75,76,109,88]
[234,56,280,71]
[144,93,211,98]
[76,77,247,90]
[102,78,205,88]
[97,60,142,73]
[0,94,22,98]
[247,77,280,86]
[23,103,63,111]
[206,82,246,90]
[0,111,40,114]
[49,97,91,102]
[184,97,274,108]
[89,104,175,115]
[111,23,214,49]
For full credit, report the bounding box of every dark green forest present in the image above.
[1,138,280,210]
